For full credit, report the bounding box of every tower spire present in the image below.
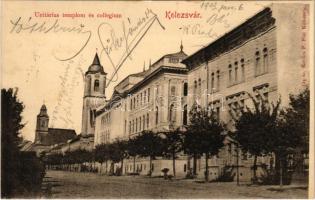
[92,52,101,65]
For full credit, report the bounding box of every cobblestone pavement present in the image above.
[43,170,308,198]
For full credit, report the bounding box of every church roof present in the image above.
[87,53,107,75]
[40,128,77,146]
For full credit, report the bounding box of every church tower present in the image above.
[81,53,107,136]
[35,104,49,144]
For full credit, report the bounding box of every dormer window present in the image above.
[169,57,179,63]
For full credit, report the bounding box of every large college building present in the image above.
[90,4,308,181]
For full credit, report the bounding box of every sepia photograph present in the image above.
[1,1,314,198]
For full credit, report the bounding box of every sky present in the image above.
[2,1,270,142]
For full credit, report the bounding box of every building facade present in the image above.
[93,5,309,180]
[181,4,309,181]
[95,44,189,146]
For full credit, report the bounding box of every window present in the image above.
[144,91,147,103]
[143,115,145,130]
[124,120,127,134]
[147,113,149,128]
[228,64,232,85]
[171,86,176,96]
[234,61,238,83]
[94,80,100,92]
[155,106,159,125]
[183,82,188,96]
[140,93,143,105]
[156,86,159,96]
[136,95,139,108]
[198,78,201,94]
[184,164,187,172]
[170,57,179,63]
[216,106,220,121]
[133,97,136,109]
[147,88,150,102]
[41,121,46,127]
[136,118,138,132]
[183,105,188,125]
[211,73,215,91]
[129,121,131,134]
[169,104,175,122]
[139,117,142,131]
[241,58,245,81]
[216,70,220,90]
[255,51,261,76]
[132,120,134,133]
[263,47,268,73]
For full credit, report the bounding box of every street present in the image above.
[42,170,307,198]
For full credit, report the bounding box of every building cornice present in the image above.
[182,7,275,70]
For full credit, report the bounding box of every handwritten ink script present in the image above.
[180,2,244,39]
[50,57,85,128]
[9,8,164,88]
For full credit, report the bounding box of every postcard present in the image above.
[1,1,314,199]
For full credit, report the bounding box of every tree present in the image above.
[126,137,141,173]
[161,128,184,178]
[135,131,164,176]
[271,88,310,186]
[108,139,128,175]
[95,144,110,174]
[232,94,281,183]
[1,88,45,197]
[184,103,225,181]
[1,88,25,197]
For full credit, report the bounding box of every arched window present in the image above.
[132,120,134,133]
[136,95,139,108]
[139,117,142,131]
[169,104,175,122]
[155,106,159,125]
[211,73,215,91]
[255,51,261,76]
[147,88,150,102]
[147,113,149,128]
[216,70,220,90]
[136,118,138,132]
[183,82,188,96]
[240,58,245,81]
[41,121,46,128]
[198,78,202,95]
[234,61,238,83]
[183,105,188,125]
[263,47,268,73]
[144,91,147,103]
[94,80,100,92]
[171,86,176,96]
[228,64,232,85]
[193,80,197,96]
